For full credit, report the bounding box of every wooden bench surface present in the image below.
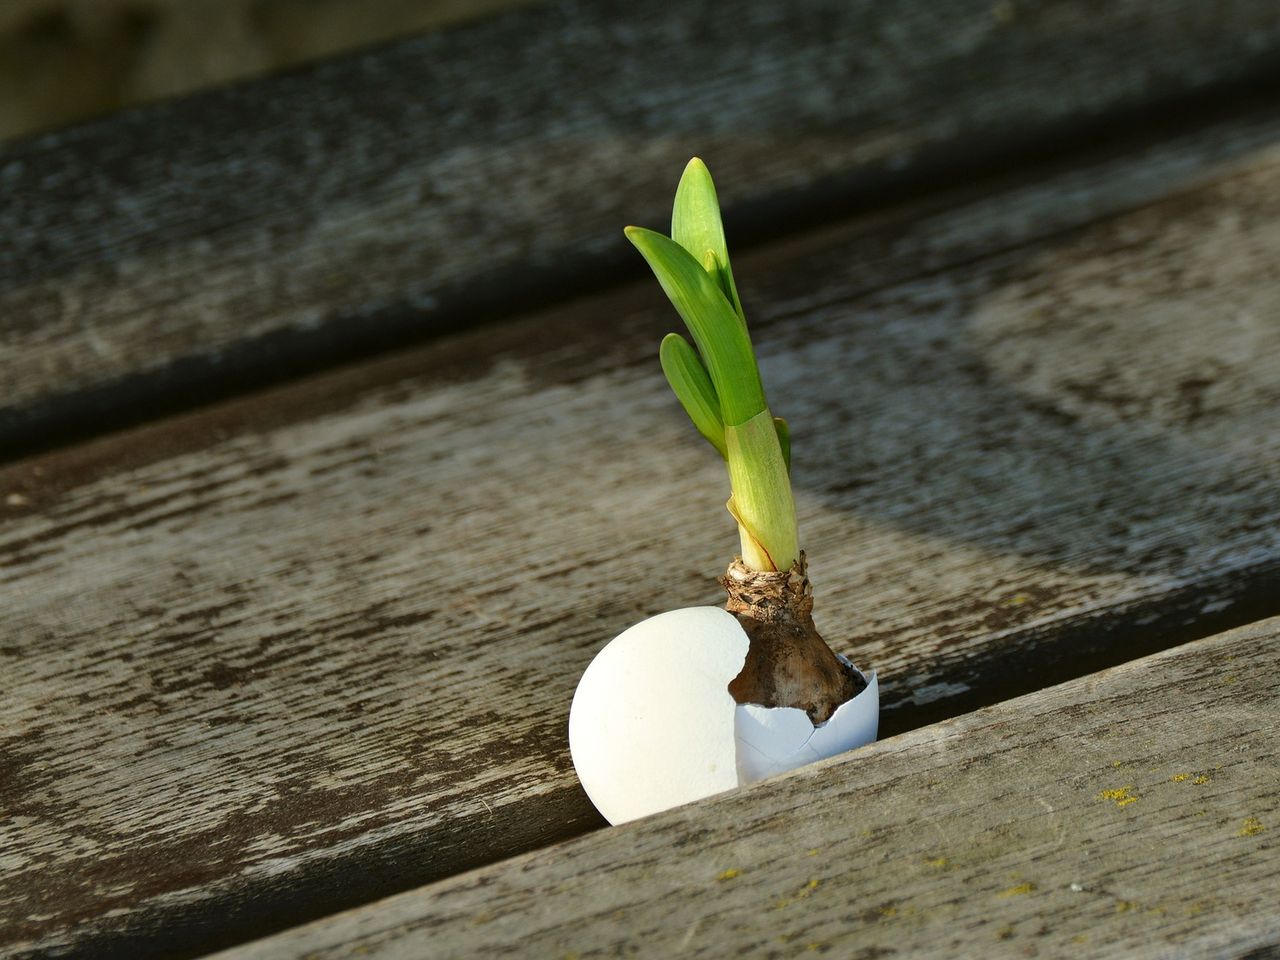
[211,617,1280,960]
[2,2,1279,959]
[3,0,1280,453]
[4,104,1279,958]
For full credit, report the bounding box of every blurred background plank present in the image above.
[4,0,1280,453]
[3,103,1277,959]
[210,618,1280,960]
[0,0,541,141]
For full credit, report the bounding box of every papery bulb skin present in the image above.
[723,552,863,723]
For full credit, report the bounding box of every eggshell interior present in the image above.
[735,664,879,784]
[568,607,748,825]
[569,608,880,825]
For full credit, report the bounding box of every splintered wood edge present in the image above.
[4,0,1280,445]
[210,617,1280,960]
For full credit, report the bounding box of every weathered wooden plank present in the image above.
[5,0,1280,451]
[209,618,1280,960]
[2,109,1280,958]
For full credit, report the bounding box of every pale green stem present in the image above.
[724,409,798,571]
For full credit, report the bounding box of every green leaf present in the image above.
[672,158,745,321]
[625,226,766,426]
[700,250,739,316]
[660,333,727,458]
[773,416,791,474]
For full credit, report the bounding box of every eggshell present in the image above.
[568,607,748,824]
[735,662,879,784]
[569,607,880,825]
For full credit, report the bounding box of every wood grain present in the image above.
[2,110,1280,957]
[210,618,1280,960]
[5,0,1280,450]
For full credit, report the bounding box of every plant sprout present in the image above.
[625,158,862,722]
[624,159,795,573]
[567,162,877,823]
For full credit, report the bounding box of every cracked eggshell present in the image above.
[569,608,880,825]
[735,661,878,784]
[568,607,748,825]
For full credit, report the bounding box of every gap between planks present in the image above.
[207,617,1280,960]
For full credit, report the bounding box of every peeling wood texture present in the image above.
[2,102,1279,958]
[211,618,1280,960]
[5,0,1280,449]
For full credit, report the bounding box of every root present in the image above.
[722,552,864,723]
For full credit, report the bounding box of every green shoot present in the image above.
[623,227,764,425]
[625,157,798,572]
[659,333,726,457]
[673,158,745,322]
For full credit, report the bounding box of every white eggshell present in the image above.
[735,664,879,784]
[569,608,880,825]
[568,607,748,825]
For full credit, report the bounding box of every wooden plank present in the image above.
[5,0,1280,452]
[3,109,1280,958]
[209,618,1280,960]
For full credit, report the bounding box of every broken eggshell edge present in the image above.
[735,655,878,785]
[568,606,879,825]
